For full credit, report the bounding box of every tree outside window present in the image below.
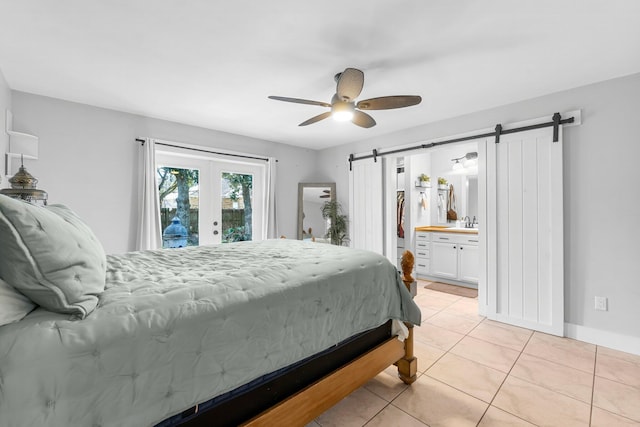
[158,167,199,246]
[221,173,253,242]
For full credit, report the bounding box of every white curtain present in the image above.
[136,138,162,250]
[263,157,278,239]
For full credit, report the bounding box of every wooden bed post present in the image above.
[397,250,418,384]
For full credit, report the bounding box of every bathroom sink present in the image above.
[446,227,479,231]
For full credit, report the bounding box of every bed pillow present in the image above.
[0,195,106,319]
[0,277,37,326]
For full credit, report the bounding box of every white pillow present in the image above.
[0,277,36,326]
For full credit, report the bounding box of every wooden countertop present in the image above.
[415,226,479,234]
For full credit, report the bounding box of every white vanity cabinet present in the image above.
[414,232,431,275]
[431,240,458,279]
[458,242,479,283]
[425,232,479,285]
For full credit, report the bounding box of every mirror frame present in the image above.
[297,182,336,240]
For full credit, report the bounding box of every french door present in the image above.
[155,151,264,246]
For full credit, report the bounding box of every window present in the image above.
[156,149,265,246]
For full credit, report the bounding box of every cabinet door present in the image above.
[431,242,458,279]
[459,244,479,283]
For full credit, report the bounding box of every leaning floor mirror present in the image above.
[297,182,336,241]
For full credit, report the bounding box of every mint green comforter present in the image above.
[0,239,420,427]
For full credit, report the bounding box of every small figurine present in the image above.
[400,250,415,286]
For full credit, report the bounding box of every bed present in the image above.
[0,194,420,427]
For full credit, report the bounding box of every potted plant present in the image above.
[437,177,448,190]
[418,174,430,187]
[321,200,349,246]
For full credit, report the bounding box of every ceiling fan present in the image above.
[268,68,421,128]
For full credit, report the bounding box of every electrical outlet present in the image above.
[595,296,608,311]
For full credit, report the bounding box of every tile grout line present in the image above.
[382,372,431,427]
[588,355,640,389]
[461,320,534,354]
[359,288,459,427]
[589,346,598,427]
[474,329,537,426]
[510,340,596,376]
[422,305,536,426]
[361,401,390,427]
[418,291,561,425]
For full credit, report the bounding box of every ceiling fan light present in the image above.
[332,101,355,122]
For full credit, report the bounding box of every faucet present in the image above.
[463,216,471,228]
[472,216,478,227]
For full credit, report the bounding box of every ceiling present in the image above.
[1,1,639,150]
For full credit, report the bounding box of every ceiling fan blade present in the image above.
[268,96,331,108]
[299,111,332,126]
[352,110,376,128]
[357,95,422,110]
[336,68,364,101]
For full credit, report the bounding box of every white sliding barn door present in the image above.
[349,159,383,254]
[486,127,564,336]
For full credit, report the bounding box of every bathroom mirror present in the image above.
[438,174,478,225]
[297,182,336,240]
[465,175,478,223]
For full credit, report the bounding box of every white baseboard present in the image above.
[565,323,640,356]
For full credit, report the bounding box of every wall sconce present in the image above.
[451,152,478,174]
[5,110,39,177]
[1,110,46,205]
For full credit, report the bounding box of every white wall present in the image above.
[11,91,320,254]
[0,68,11,186]
[318,72,640,346]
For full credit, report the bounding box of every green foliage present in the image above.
[223,172,253,240]
[419,174,430,182]
[223,226,251,242]
[321,200,349,246]
[438,177,448,185]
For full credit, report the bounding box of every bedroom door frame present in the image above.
[155,149,265,246]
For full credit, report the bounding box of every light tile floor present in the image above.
[306,281,640,426]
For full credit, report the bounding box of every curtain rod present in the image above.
[347,112,574,171]
[135,138,272,162]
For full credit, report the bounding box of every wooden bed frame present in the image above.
[241,250,418,426]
